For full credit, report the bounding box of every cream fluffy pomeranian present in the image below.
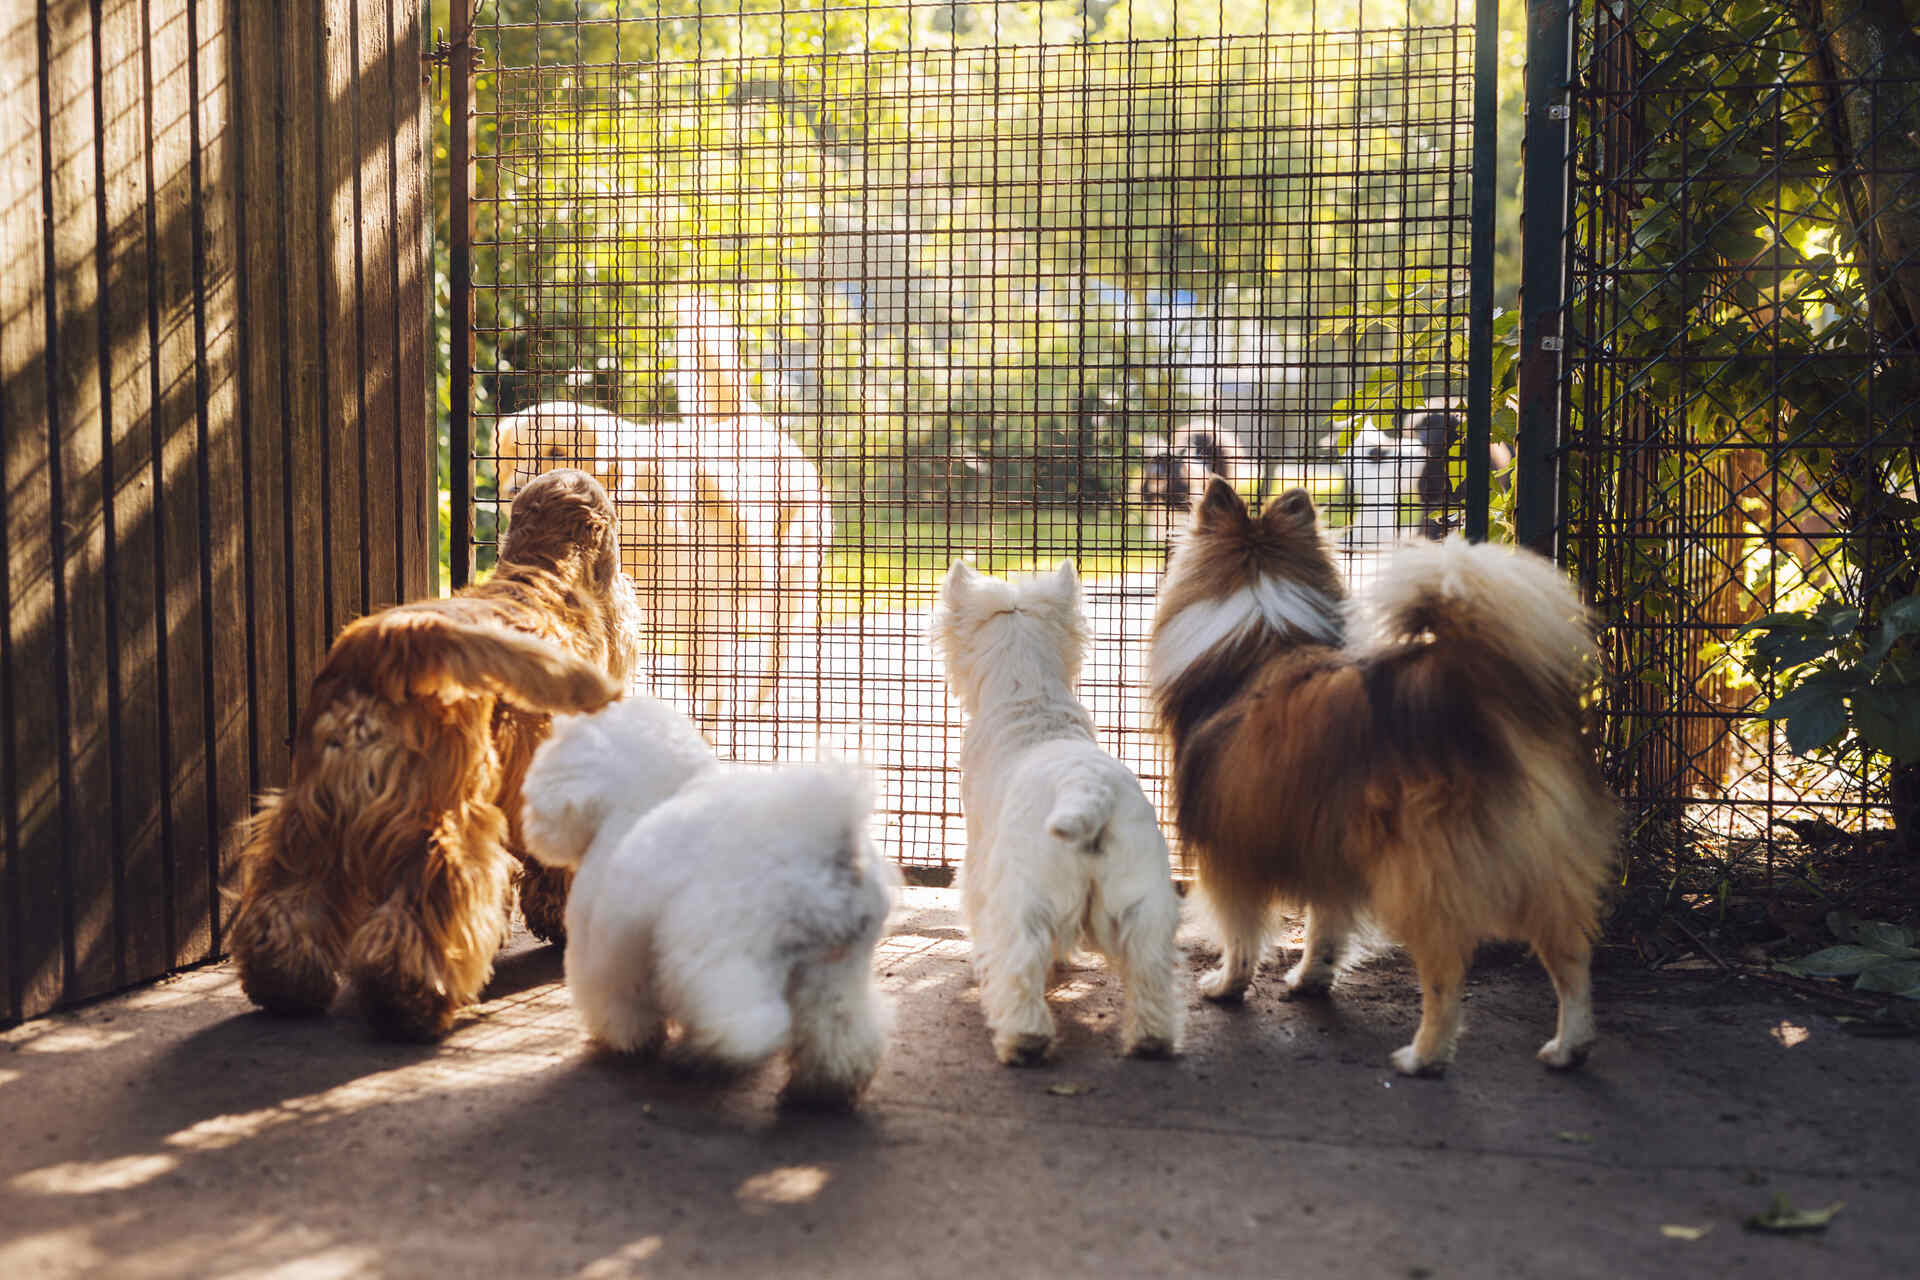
[1149,478,1617,1076]
[931,558,1184,1066]
[519,695,896,1106]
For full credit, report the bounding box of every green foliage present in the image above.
[1779,912,1920,1000]
[429,0,1499,583]
[1742,593,1920,762]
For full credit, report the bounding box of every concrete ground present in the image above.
[2,888,1916,1279]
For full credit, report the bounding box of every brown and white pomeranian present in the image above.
[1149,478,1617,1075]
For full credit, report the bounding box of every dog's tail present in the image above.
[1046,773,1117,851]
[673,293,750,423]
[1353,537,1596,731]
[325,603,620,715]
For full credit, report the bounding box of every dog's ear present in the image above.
[1193,474,1247,530]
[1048,558,1080,601]
[941,557,982,604]
[1261,486,1318,531]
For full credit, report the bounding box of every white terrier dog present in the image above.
[930,559,1184,1066]
[519,696,896,1107]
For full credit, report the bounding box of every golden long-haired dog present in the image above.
[227,469,640,1040]
[492,297,829,724]
[1149,478,1618,1075]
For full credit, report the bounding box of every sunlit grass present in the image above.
[819,505,1168,622]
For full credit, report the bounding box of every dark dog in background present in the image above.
[1139,421,1244,510]
[1402,407,1513,539]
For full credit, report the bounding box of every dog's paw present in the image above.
[1197,965,1250,1003]
[1282,959,1336,997]
[1124,1033,1178,1060]
[1389,1044,1450,1078]
[1536,1035,1594,1071]
[993,1031,1053,1067]
[779,1077,866,1111]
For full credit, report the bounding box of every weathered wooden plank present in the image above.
[357,0,400,610]
[281,1,329,722]
[232,0,291,793]
[194,0,248,958]
[143,0,213,969]
[322,0,368,631]
[99,0,171,987]
[391,0,433,601]
[46,0,119,1001]
[1,1,53,1023]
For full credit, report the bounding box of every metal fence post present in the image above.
[1465,0,1499,542]
[1517,0,1574,557]
[448,1,473,589]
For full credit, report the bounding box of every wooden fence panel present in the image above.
[1,0,430,1023]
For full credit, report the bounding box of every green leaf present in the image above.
[1880,594,1920,638]
[1745,1195,1843,1233]
[1780,945,1892,977]
[1855,960,1920,994]
[1765,684,1849,755]
[1854,687,1920,764]
[1850,921,1918,955]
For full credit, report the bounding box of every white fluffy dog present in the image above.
[520,695,896,1106]
[930,559,1184,1066]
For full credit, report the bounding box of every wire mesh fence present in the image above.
[453,0,1490,872]
[1561,0,1920,875]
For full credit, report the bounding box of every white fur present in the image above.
[931,558,1184,1066]
[1147,574,1343,693]
[520,699,896,1107]
[1342,426,1428,548]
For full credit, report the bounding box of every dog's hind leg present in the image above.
[228,801,348,1017]
[672,952,794,1070]
[1533,927,1596,1070]
[1111,893,1184,1058]
[782,949,891,1108]
[1284,903,1355,995]
[1390,935,1471,1077]
[515,857,572,945]
[570,940,667,1056]
[976,917,1058,1066]
[1197,885,1265,1002]
[349,826,514,1041]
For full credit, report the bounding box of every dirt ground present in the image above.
[2,888,1916,1279]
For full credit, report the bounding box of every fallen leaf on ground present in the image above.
[1660,1224,1711,1241]
[1746,1194,1843,1233]
[1046,1081,1094,1097]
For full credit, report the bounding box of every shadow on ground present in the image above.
[2,889,1915,1278]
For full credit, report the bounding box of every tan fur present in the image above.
[491,301,829,722]
[227,470,639,1040]
[1151,477,1619,1074]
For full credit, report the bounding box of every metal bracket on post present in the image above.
[1464,0,1499,542]
[448,2,474,589]
[1516,0,1575,558]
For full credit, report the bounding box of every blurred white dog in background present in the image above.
[520,695,896,1108]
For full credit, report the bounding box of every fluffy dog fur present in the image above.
[227,470,640,1040]
[521,697,896,1107]
[1149,478,1617,1075]
[931,558,1184,1066]
[491,298,829,722]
